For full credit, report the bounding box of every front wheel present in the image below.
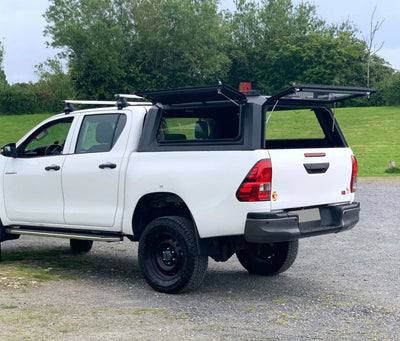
[236,240,298,276]
[138,216,208,294]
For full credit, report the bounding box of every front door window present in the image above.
[19,118,73,157]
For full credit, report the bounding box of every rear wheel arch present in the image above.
[131,192,196,241]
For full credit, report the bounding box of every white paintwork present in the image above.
[269,148,355,210]
[61,111,132,228]
[122,150,271,238]
[3,155,66,224]
[0,104,356,240]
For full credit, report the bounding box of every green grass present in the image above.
[331,106,400,177]
[0,107,399,177]
[0,113,53,147]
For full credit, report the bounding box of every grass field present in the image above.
[0,113,52,146]
[0,106,399,177]
[333,106,400,177]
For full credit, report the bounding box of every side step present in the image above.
[5,228,123,242]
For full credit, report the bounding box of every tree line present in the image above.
[1,0,400,114]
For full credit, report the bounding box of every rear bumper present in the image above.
[244,202,360,243]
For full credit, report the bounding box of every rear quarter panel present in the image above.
[123,150,271,238]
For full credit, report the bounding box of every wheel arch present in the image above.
[131,192,198,242]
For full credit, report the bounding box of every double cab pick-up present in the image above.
[0,83,375,293]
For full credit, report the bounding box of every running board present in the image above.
[5,228,122,242]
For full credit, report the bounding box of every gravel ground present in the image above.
[0,178,399,340]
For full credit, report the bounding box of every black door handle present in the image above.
[99,163,117,169]
[303,162,330,174]
[45,165,61,171]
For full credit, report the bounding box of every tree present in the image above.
[365,7,384,88]
[0,41,7,86]
[226,0,379,94]
[35,57,75,111]
[128,0,230,89]
[43,0,394,102]
[45,0,130,99]
[44,0,229,98]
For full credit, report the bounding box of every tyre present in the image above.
[138,216,208,294]
[70,239,93,253]
[236,240,298,276]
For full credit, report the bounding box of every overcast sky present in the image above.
[0,0,399,84]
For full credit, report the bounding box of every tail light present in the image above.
[236,159,272,201]
[350,155,358,193]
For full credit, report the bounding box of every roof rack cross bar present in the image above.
[63,102,76,114]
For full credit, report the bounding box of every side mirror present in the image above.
[1,143,17,158]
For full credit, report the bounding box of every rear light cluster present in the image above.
[350,155,358,193]
[236,159,272,201]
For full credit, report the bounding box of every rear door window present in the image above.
[75,114,127,153]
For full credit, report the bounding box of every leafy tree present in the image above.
[45,0,130,99]
[0,83,38,114]
[226,0,370,93]
[44,0,229,98]
[128,0,230,90]
[35,57,75,112]
[379,71,400,105]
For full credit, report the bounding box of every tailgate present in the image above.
[269,148,354,210]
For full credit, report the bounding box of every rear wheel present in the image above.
[138,216,208,294]
[70,239,93,253]
[236,240,298,275]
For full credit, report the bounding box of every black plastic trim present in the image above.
[244,202,360,243]
[135,84,246,105]
[268,83,376,105]
[303,162,330,174]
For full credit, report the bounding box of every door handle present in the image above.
[303,162,329,174]
[45,165,61,171]
[99,162,117,169]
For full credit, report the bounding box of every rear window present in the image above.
[157,106,241,143]
[264,107,346,149]
[266,109,324,140]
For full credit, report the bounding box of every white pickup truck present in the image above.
[0,83,374,293]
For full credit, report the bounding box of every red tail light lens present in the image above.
[236,159,272,201]
[350,155,358,193]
